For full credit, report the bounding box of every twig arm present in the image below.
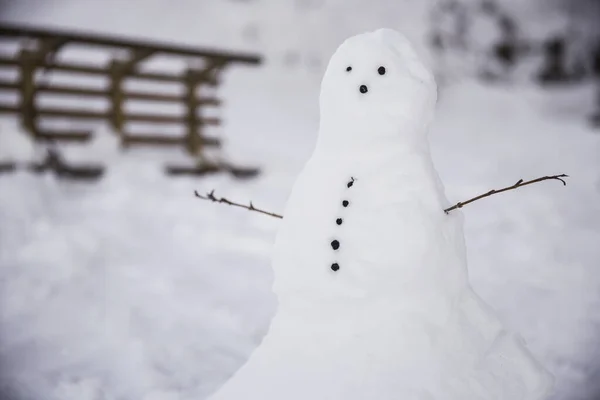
[194,190,283,219]
[194,174,568,218]
[443,174,568,213]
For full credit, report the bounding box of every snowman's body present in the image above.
[209,29,553,400]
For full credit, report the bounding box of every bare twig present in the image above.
[443,174,568,214]
[195,174,569,219]
[194,190,283,219]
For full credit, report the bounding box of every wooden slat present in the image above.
[38,107,109,120]
[198,117,221,125]
[165,163,260,179]
[0,81,18,90]
[36,129,92,142]
[125,92,220,105]
[122,135,182,146]
[0,104,221,125]
[196,97,221,106]
[37,85,106,98]
[0,23,261,65]
[0,81,221,105]
[165,163,222,176]
[0,57,218,85]
[224,165,261,179]
[122,134,221,147]
[125,114,220,125]
[124,91,185,102]
[0,104,21,114]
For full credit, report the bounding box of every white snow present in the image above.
[0,1,600,400]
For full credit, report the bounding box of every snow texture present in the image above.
[1,1,600,400]
[208,29,553,400]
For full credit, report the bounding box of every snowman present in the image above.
[209,28,553,400]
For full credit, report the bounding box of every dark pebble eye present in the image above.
[378,66,386,75]
[346,66,352,72]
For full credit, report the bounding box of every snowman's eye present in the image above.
[378,66,386,75]
[346,66,352,72]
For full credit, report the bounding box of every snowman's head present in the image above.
[318,29,437,152]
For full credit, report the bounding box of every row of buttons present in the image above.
[330,178,354,272]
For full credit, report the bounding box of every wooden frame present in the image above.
[0,23,262,180]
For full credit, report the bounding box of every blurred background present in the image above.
[0,0,599,399]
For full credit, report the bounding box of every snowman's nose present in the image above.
[359,85,368,94]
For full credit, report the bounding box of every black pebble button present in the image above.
[342,200,349,207]
[331,263,340,272]
[336,218,343,225]
[331,240,340,250]
[347,181,353,188]
[378,66,386,75]
[359,85,368,94]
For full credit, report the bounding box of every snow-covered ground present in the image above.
[0,1,599,399]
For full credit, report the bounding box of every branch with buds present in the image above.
[194,174,568,219]
[442,174,568,213]
[194,190,283,219]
